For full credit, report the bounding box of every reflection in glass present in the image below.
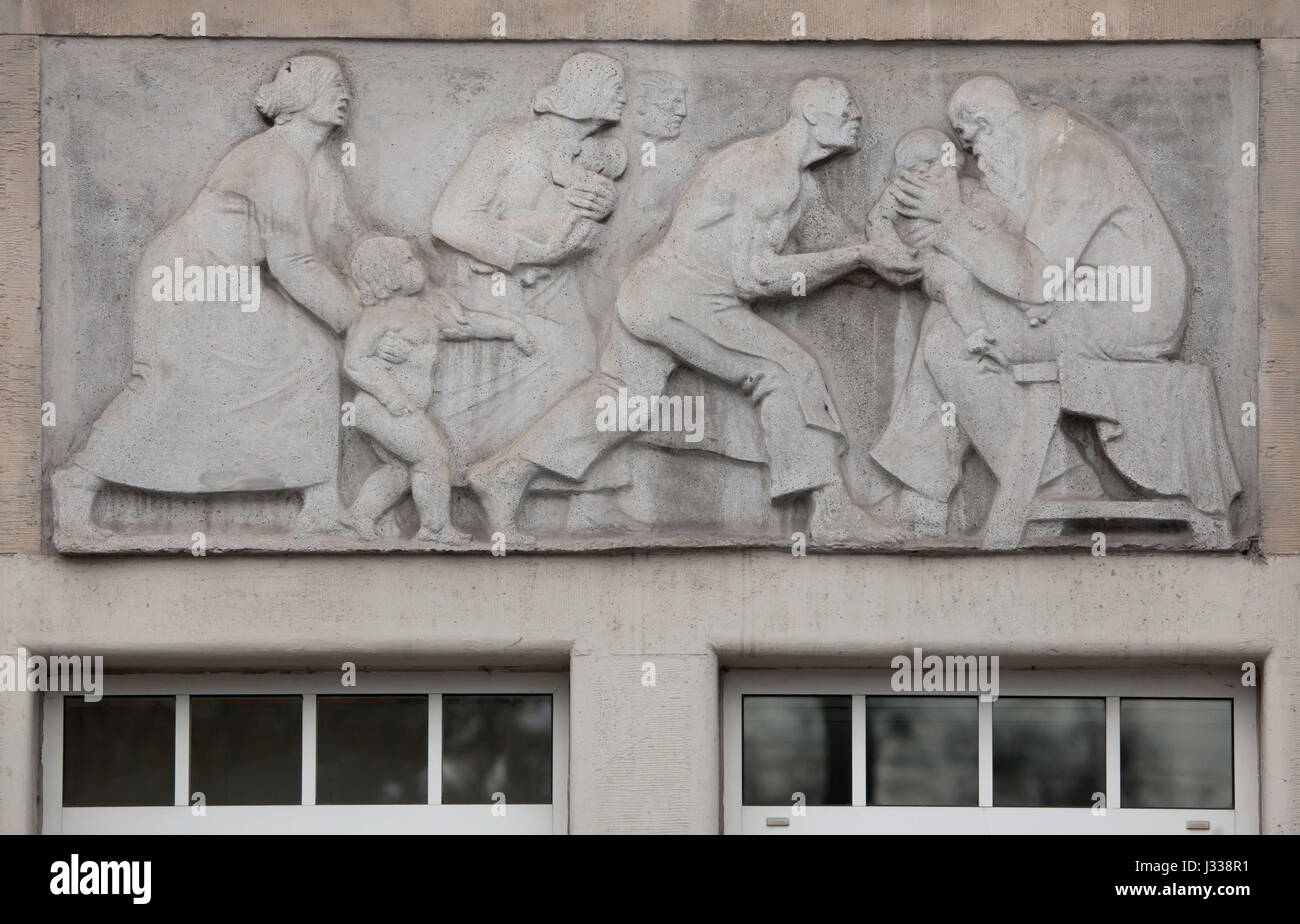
[1121,699,1233,808]
[190,696,302,805]
[867,697,977,806]
[742,695,851,806]
[317,695,427,805]
[442,694,552,804]
[63,696,175,807]
[993,697,1105,807]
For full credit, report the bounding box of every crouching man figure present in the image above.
[468,78,920,546]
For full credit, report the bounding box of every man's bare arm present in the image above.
[733,224,863,299]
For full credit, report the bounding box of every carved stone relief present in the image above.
[41,40,1259,552]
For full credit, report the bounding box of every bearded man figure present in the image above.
[871,76,1240,539]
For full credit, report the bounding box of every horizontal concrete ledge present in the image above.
[1,1,1297,40]
[0,649,574,674]
[3,551,1296,660]
[717,653,1272,670]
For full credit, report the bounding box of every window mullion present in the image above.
[42,694,64,834]
[978,698,992,807]
[174,693,189,809]
[428,693,442,807]
[851,694,866,807]
[302,693,316,806]
[1105,696,1121,811]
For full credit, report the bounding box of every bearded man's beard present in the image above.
[976,142,1021,202]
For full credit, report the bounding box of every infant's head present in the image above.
[350,236,426,306]
[576,136,627,180]
[892,128,964,179]
[551,136,627,191]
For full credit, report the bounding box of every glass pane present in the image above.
[63,696,174,807]
[866,696,978,806]
[993,697,1105,807]
[1121,699,1233,809]
[190,696,302,806]
[442,694,552,804]
[742,695,851,806]
[317,695,428,805]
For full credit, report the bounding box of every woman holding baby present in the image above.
[428,52,628,484]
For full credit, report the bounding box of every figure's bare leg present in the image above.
[808,480,907,547]
[411,463,471,545]
[51,462,110,540]
[340,463,410,540]
[410,436,473,545]
[355,407,472,544]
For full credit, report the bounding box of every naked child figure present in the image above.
[341,236,536,543]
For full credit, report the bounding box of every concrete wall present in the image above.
[2,2,1299,834]
[1,552,1297,833]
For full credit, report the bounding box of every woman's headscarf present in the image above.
[532,52,623,121]
[255,55,344,124]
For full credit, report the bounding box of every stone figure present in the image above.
[466,77,922,546]
[867,128,1013,370]
[340,236,536,544]
[52,54,374,539]
[45,48,1249,554]
[581,71,698,324]
[561,69,710,534]
[428,52,627,488]
[870,76,1241,540]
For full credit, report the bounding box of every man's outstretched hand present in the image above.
[858,239,922,284]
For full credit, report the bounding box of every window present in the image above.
[43,672,568,834]
[723,668,1256,834]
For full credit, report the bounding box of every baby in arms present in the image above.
[341,235,536,543]
[868,128,1013,369]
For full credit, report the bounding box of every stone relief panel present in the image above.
[40,40,1259,552]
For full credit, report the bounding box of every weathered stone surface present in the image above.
[41,39,1259,553]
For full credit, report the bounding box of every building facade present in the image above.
[1,0,1297,835]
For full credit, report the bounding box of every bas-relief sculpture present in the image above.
[47,47,1248,553]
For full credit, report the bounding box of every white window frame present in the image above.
[723,667,1257,835]
[42,671,569,835]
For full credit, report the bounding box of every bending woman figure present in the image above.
[54,55,368,537]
